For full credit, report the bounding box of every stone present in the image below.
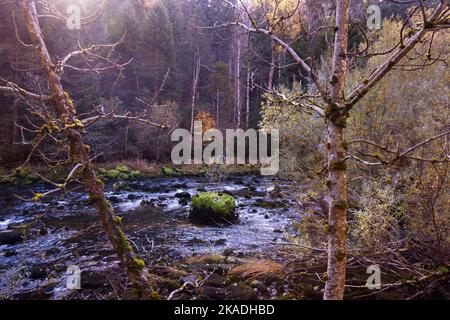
[189,192,237,225]
[0,230,24,245]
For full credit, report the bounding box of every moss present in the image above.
[191,192,236,218]
[149,290,163,300]
[115,164,130,173]
[32,193,44,202]
[162,166,175,175]
[11,166,31,177]
[130,170,141,179]
[64,91,77,115]
[98,168,107,174]
[113,216,122,224]
[117,229,133,255]
[330,160,347,171]
[335,250,346,261]
[118,173,129,180]
[133,258,145,269]
[83,144,91,153]
[107,169,120,179]
[334,200,349,209]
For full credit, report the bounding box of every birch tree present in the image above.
[216,0,450,299]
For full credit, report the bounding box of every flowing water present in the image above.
[0,175,300,299]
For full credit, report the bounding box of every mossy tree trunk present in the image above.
[323,0,350,300]
[18,0,152,298]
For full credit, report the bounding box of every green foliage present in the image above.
[350,181,401,250]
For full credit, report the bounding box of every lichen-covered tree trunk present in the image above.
[323,0,350,300]
[18,0,151,298]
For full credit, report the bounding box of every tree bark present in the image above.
[235,33,241,128]
[190,51,201,134]
[268,40,276,90]
[245,66,250,129]
[324,0,350,300]
[18,0,152,298]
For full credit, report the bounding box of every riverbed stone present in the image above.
[189,192,237,225]
[175,191,191,199]
[0,230,24,245]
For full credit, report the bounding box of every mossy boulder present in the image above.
[107,169,120,179]
[98,168,107,174]
[118,172,129,180]
[190,192,237,225]
[115,164,130,173]
[162,166,175,175]
[130,170,141,179]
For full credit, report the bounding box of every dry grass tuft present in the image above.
[229,259,285,280]
[185,254,224,265]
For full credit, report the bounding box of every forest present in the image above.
[0,0,448,302]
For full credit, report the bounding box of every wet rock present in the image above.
[197,187,207,192]
[127,194,142,200]
[186,237,208,245]
[38,227,48,235]
[178,198,189,206]
[29,265,48,279]
[112,181,133,192]
[202,288,227,300]
[189,192,237,225]
[223,248,234,256]
[250,280,268,294]
[255,199,286,209]
[273,229,283,234]
[108,196,120,203]
[0,229,24,245]
[226,282,257,300]
[214,239,227,246]
[140,199,155,207]
[204,274,225,287]
[4,249,18,257]
[175,191,191,199]
[81,270,108,289]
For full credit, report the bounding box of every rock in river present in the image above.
[0,229,24,245]
[189,192,237,225]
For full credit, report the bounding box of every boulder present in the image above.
[106,169,120,179]
[115,164,130,173]
[162,166,175,175]
[0,230,24,245]
[190,192,237,225]
[175,191,191,199]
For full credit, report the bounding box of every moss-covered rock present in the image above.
[190,192,237,225]
[118,172,129,180]
[115,164,130,173]
[162,166,175,175]
[98,168,107,174]
[130,170,141,179]
[107,169,120,179]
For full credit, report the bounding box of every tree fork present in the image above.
[18,0,153,298]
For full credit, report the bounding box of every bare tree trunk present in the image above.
[19,0,152,298]
[190,51,201,134]
[324,0,350,300]
[267,40,276,90]
[235,34,241,129]
[216,85,220,128]
[245,66,250,128]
